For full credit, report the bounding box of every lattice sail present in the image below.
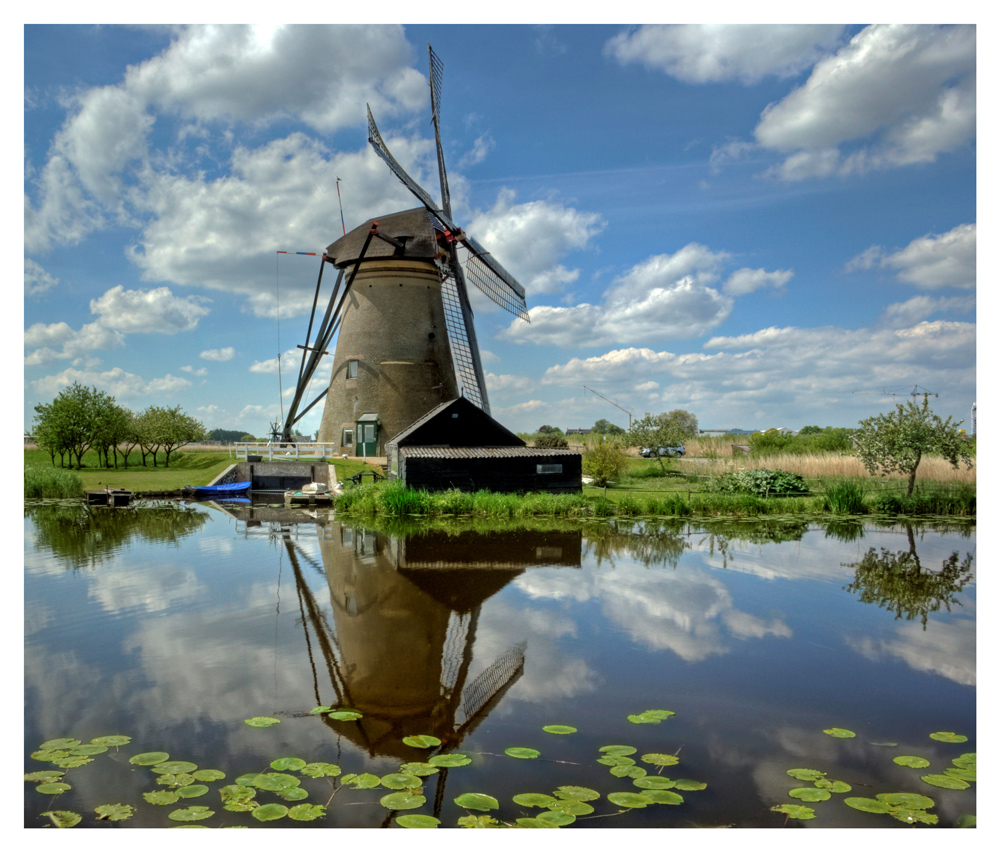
[441,276,487,410]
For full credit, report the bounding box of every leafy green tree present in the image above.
[664,409,699,438]
[592,418,626,436]
[32,382,104,469]
[799,425,823,435]
[854,398,973,496]
[629,412,689,472]
[536,424,564,436]
[535,433,569,449]
[583,436,629,487]
[137,405,205,467]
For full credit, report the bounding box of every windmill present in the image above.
[282,45,529,454]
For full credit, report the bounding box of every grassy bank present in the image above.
[334,478,975,520]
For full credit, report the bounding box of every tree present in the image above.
[536,424,564,436]
[535,433,569,449]
[854,398,973,496]
[664,409,699,438]
[799,425,823,435]
[138,405,205,467]
[628,412,690,472]
[32,382,104,469]
[592,418,626,436]
[583,436,629,487]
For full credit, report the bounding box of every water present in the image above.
[24,502,976,828]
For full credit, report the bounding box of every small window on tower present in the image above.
[346,360,359,379]
[342,428,354,447]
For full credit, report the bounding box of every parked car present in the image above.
[641,444,686,458]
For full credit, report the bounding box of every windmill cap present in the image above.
[326,207,443,267]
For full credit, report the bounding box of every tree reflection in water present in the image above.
[25,501,209,570]
[844,525,974,628]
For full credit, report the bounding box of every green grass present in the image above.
[24,465,84,498]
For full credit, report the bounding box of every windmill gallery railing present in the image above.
[234,442,340,461]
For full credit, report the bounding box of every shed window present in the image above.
[346,359,359,379]
[536,464,563,474]
[342,428,354,447]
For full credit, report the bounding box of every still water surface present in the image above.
[24,501,976,828]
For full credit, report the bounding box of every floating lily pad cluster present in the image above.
[771,728,976,826]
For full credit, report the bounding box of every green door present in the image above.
[356,418,379,457]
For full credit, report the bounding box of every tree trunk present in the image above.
[906,451,921,497]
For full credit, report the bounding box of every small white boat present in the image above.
[284,481,339,506]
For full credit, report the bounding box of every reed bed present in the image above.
[688,451,976,486]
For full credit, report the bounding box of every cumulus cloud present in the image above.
[29,366,191,399]
[847,223,976,290]
[466,189,605,298]
[605,24,846,84]
[24,259,58,297]
[498,243,791,348]
[90,285,210,333]
[755,25,975,179]
[200,347,235,361]
[881,295,976,328]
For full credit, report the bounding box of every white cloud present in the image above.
[755,25,975,179]
[24,259,58,297]
[24,320,124,364]
[848,223,976,290]
[722,267,793,296]
[29,366,191,399]
[200,347,235,361]
[180,365,208,376]
[250,348,301,374]
[466,189,604,298]
[604,24,846,84]
[881,295,976,327]
[90,285,210,333]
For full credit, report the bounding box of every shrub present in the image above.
[583,439,629,487]
[710,468,810,498]
[535,433,569,449]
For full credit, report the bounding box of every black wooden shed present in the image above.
[385,398,582,494]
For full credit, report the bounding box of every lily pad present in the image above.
[51,755,93,769]
[252,772,300,791]
[169,806,215,822]
[157,773,195,788]
[95,803,134,821]
[279,787,310,801]
[70,744,107,755]
[893,755,931,768]
[610,765,647,779]
[327,709,363,721]
[955,814,977,828]
[35,782,71,795]
[43,810,81,827]
[814,779,851,793]
[396,814,439,828]
[889,807,938,825]
[40,738,81,750]
[270,757,307,771]
[514,817,558,828]
[341,773,381,789]
[455,792,499,811]
[953,753,976,768]
[640,709,675,720]
[513,793,559,808]
[177,785,209,799]
[380,791,426,810]
[877,792,935,810]
[220,785,256,801]
[645,790,685,805]
[627,710,674,724]
[921,773,969,790]
[542,725,577,735]
[548,799,594,815]
[24,771,65,782]
[789,787,831,802]
[599,745,637,756]
[844,797,891,814]
[786,768,826,781]
[823,728,856,738]
[607,791,652,808]
[251,803,288,822]
[553,786,600,802]
[538,810,576,826]
[381,772,423,789]
[598,755,635,766]
[506,747,540,759]
[458,814,500,827]
[402,734,441,748]
[641,753,679,766]
[428,753,471,767]
[288,803,326,822]
[130,751,169,766]
[673,779,708,791]
[633,776,675,790]
[309,705,331,714]
[243,716,280,727]
[400,762,439,777]
[143,790,179,805]
[300,762,341,778]
[944,766,976,782]
[771,803,816,820]
[192,769,226,782]
[152,760,199,775]
[929,731,967,743]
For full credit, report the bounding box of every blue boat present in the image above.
[185,480,251,496]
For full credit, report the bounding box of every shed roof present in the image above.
[397,446,580,459]
[386,397,526,448]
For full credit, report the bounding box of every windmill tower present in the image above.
[284,45,529,455]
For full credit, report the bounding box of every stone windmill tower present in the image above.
[282,46,529,455]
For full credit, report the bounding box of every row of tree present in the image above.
[33,382,205,469]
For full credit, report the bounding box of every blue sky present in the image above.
[23,23,977,437]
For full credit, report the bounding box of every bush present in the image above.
[710,468,810,498]
[535,434,569,449]
[583,439,629,486]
